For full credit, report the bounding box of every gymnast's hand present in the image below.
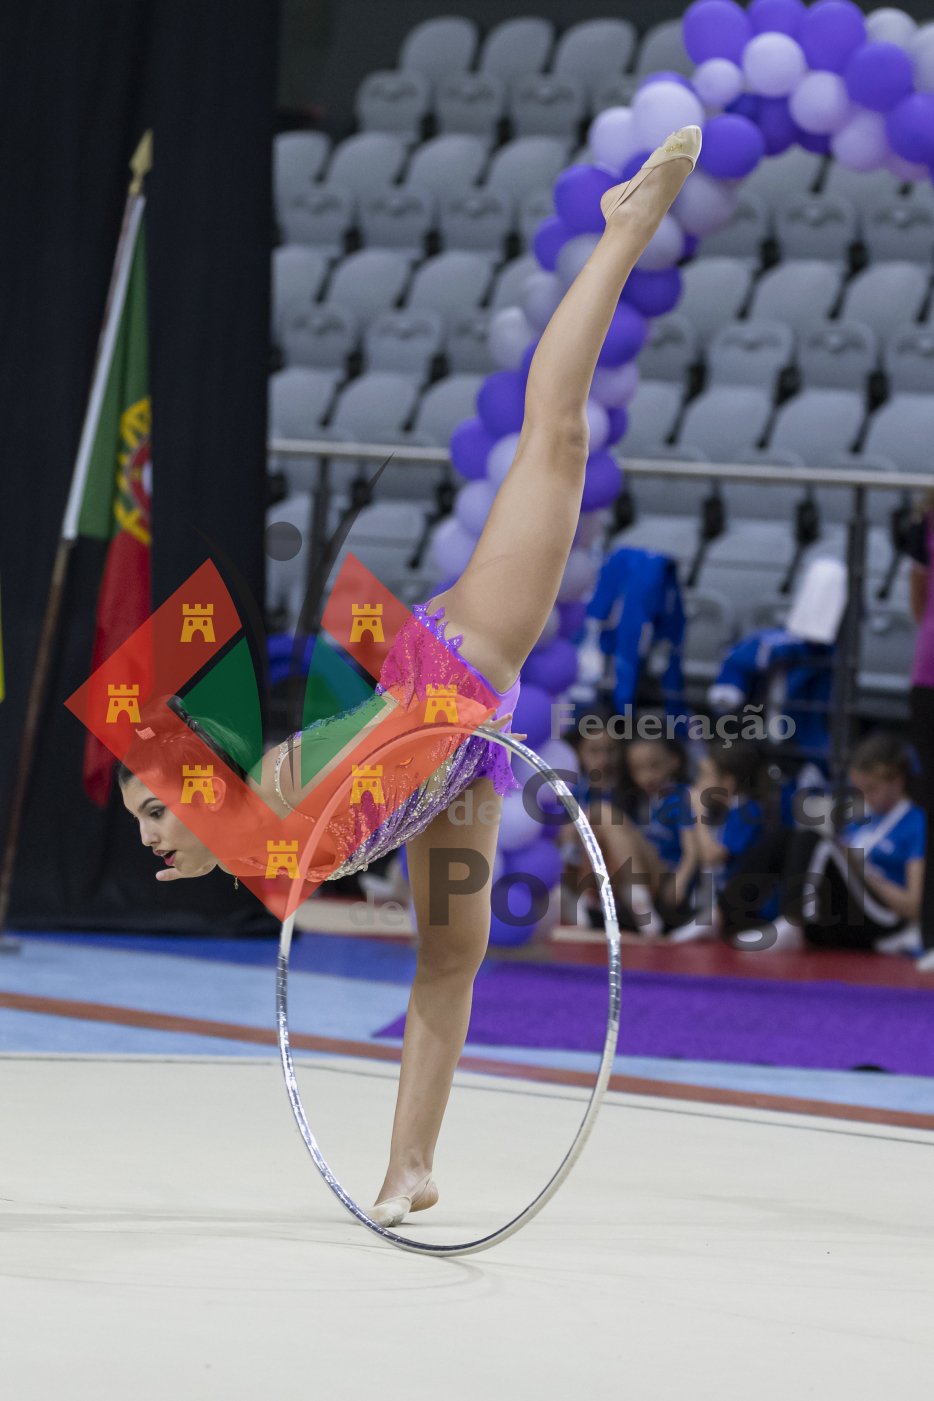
[481,712,527,740]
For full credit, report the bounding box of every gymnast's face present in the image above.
[120,775,219,881]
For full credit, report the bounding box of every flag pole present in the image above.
[0,131,152,948]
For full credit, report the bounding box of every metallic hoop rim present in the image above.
[275,725,621,1257]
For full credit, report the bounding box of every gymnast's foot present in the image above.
[600,125,701,235]
[370,1170,438,1228]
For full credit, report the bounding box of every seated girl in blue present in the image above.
[622,736,697,926]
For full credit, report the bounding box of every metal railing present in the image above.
[268,437,932,776]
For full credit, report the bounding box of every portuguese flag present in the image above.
[66,183,151,806]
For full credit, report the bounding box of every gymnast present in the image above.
[117,127,701,1227]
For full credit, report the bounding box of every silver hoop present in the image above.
[275,726,621,1257]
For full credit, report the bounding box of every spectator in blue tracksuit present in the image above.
[585,547,685,714]
[621,736,697,925]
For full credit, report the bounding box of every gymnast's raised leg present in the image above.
[372,129,700,1223]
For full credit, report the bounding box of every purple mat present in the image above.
[375,965,934,1076]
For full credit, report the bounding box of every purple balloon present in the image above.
[798,128,832,155]
[605,406,629,445]
[581,451,623,510]
[449,417,496,481]
[638,70,693,91]
[698,113,766,179]
[512,684,552,748]
[800,0,866,75]
[553,163,616,236]
[887,93,934,167]
[519,339,539,380]
[620,266,682,318]
[533,215,570,272]
[619,148,651,182]
[558,600,587,640]
[521,638,579,695]
[488,909,535,947]
[727,93,762,122]
[681,232,700,260]
[477,371,525,437]
[683,0,751,65]
[845,41,914,114]
[757,97,802,157]
[597,303,646,368]
[503,837,563,890]
[749,0,806,37]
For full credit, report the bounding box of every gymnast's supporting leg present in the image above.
[374,136,696,1218]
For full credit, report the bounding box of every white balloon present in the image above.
[636,212,684,270]
[632,81,704,151]
[692,57,744,107]
[831,109,889,172]
[454,479,496,537]
[556,232,601,288]
[585,399,610,450]
[557,549,597,602]
[886,149,930,181]
[789,70,852,134]
[867,8,917,50]
[742,32,807,97]
[671,167,737,236]
[913,30,934,93]
[486,431,521,490]
[497,789,542,851]
[522,270,563,332]
[489,306,534,370]
[530,608,560,652]
[430,517,477,577]
[588,105,643,176]
[591,361,639,408]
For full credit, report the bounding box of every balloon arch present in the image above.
[431,0,934,944]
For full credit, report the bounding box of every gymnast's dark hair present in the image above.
[115,695,249,789]
[849,731,914,782]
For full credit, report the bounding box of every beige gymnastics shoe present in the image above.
[600,125,702,223]
[369,1172,439,1228]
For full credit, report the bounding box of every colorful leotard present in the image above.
[275,604,521,881]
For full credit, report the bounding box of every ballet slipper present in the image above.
[600,126,702,224]
[369,1172,438,1228]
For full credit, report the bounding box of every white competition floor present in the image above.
[2,1052,933,1399]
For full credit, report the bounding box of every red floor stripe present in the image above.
[2,989,933,1132]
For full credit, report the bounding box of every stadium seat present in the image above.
[266,491,311,632]
[440,188,512,253]
[276,181,354,256]
[637,314,698,382]
[269,366,342,439]
[775,193,857,263]
[678,258,756,343]
[748,260,842,333]
[822,162,900,213]
[743,146,821,205]
[592,76,640,112]
[862,199,934,263]
[339,502,434,598]
[797,319,878,389]
[861,607,916,692]
[552,19,636,96]
[768,388,865,465]
[326,133,407,196]
[622,380,685,456]
[358,184,434,256]
[325,249,410,320]
[489,254,540,310]
[273,132,331,231]
[406,251,494,329]
[355,70,431,140]
[399,16,478,80]
[272,247,329,342]
[681,588,738,678]
[435,73,505,143]
[406,134,487,196]
[479,17,554,80]
[364,309,443,382]
[329,371,420,441]
[409,373,484,446]
[861,392,934,471]
[446,312,497,374]
[884,323,934,393]
[280,302,357,370]
[634,19,692,76]
[707,320,794,392]
[841,261,929,334]
[699,191,769,262]
[485,137,570,200]
[519,186,554,249]
[508,74,585,140]
[677,385,773,460]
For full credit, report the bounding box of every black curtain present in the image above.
[0,0,279,933]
